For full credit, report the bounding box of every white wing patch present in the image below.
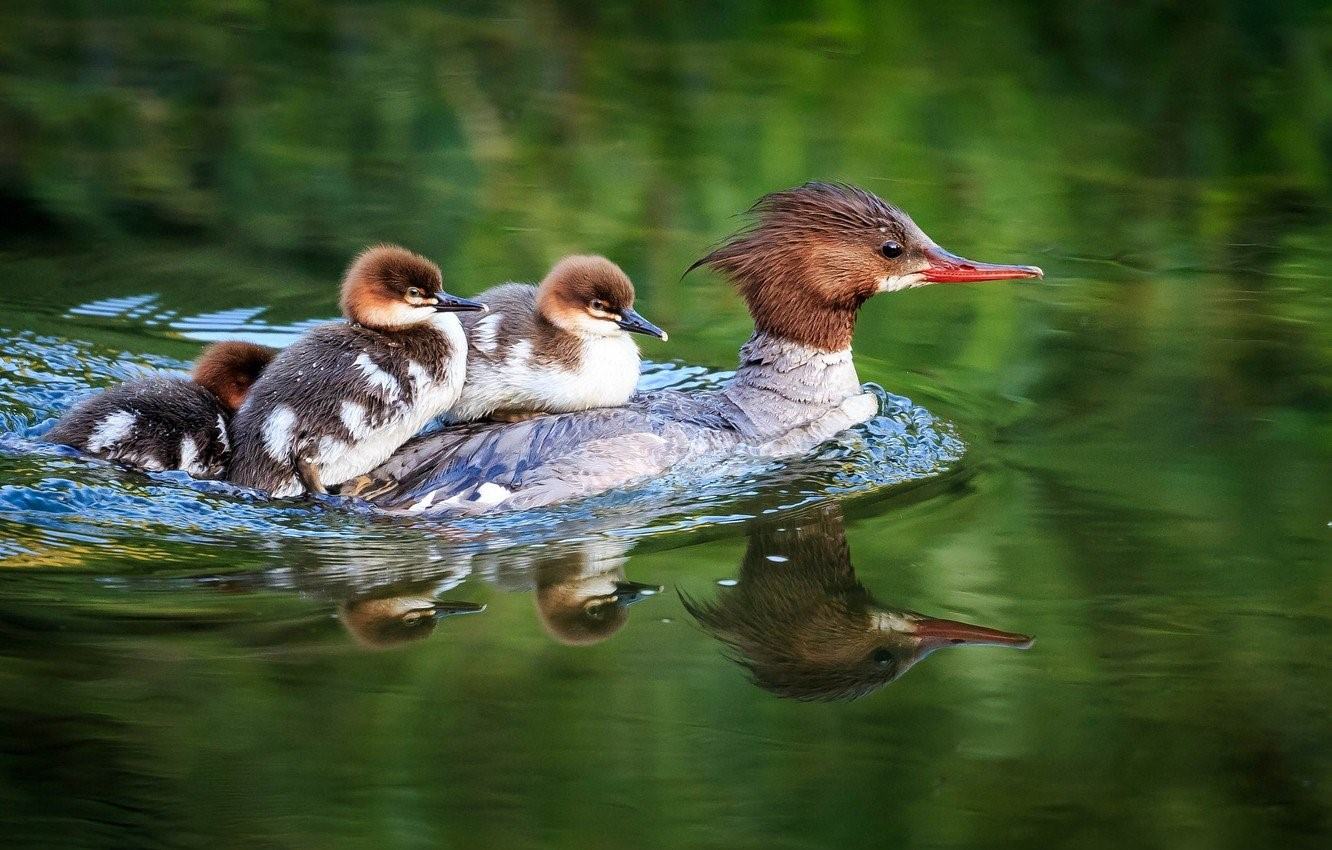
[474,482,511,507]
[407,360,432,395]
[470,312,503,355]
[354,352,401,402]
[506,339,533,368]
[215,414,230,454]
[262,404,298,461]
[87,409,137,452]
[178,435,201,474]
[340,400,368,438]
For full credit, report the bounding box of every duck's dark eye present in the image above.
[871,648,895,668]
[406,287,423,299]
[880,241,903,259]
[590,299,608,312]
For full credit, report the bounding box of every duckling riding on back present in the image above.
[225,244,485,497]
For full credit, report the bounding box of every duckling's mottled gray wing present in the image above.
[354,391,740,514]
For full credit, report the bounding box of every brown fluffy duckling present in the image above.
[449,255,667,423]
[226,244,485,497]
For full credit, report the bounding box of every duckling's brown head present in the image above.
[537,255,667,342]
[191,340,278,413]
[340,244,485,331]
[689,182,1042,352]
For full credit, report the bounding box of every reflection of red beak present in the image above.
[922,246,1044,283]
[911,614,1034,653]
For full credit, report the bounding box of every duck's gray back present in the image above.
[356,333,873,515]
[362,390,741,513]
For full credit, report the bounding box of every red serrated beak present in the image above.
[921,245,1044,283]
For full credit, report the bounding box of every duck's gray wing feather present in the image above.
[352,390,740,513]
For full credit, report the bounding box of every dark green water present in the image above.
[1,2,1329,848]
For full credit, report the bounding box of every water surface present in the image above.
[1,2,1329,848]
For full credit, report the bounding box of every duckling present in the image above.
[682,505,1032,701]
[225,244,485,497]
[45,340,276,478]
[448,255,667,423]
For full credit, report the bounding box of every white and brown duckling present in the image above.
[225,244,485,497]
[448,255,667,423]
[45,340,276,478]
[682,505,1033,701]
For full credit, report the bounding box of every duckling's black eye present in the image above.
[880,241,903,259]
[871,648,895,668]
[406,287,423,299]
[590,299,608,312]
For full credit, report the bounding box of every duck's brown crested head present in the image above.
[191,340,278,413]
[690,182,1042,351]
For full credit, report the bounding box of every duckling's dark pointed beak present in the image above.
[616,308,668,341]
[430,599,487,619]
[433,293,488,313]
[611,579,662,607]
[921,246,1044,283]
[909,614,1033,653]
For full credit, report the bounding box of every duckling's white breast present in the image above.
[516,334,640,412]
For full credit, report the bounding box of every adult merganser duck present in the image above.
[345,183,1042,514]
[45,340,276,478]
[449,255,666,422]
[226,244,485,497]
[683,505,1032,701]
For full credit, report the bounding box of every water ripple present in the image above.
[0,327,965,572]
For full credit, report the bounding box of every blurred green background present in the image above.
[0,1,1329,848]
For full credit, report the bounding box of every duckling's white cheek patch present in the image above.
[354,353,402,402]
[876,273,927,293]
[262,405,297,461]
[87,409,137,452]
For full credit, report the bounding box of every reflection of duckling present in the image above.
[682,505,1032,701]
[339,592,484,650]
[531,542,661,646]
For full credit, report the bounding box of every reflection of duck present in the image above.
[683,505,1032,701]
[339,588,484,649]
